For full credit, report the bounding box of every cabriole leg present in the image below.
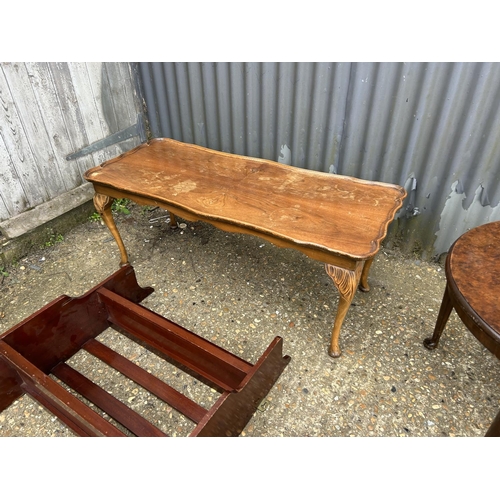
[325,261,363,358]
[93,193,129,267]
[359,257,375,292]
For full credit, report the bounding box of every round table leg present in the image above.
[424,285,453,350]
[485,408,500,437]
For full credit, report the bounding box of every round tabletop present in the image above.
[446,220,500,357]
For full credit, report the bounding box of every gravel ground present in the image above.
[1,201,499,438]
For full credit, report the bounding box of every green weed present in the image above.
[112,199,130,214]
[89,212,101,222]
[43,232,64,248]
[88,198,130,222]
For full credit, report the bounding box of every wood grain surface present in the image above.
[85,138,406,261]
[449,221,500,336]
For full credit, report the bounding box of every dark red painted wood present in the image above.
[191,336,291,436]
[52,362,167,437]
[97,287,252,391]
[0,265,290,437]
[83,338,207,423]
[0,265,152,412]
[0,341,125,437]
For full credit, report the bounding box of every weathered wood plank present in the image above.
[101,63,121,133]
[2,62,66,199]
[0,187,9,222]
[0,64,47,211]
[67,62,110,166]
[47,62,97,178]
[69,62,123,164]
[90,63,136,158]
[119,62,143,153]
[25,62,82,190]
[0,134,24,220]
[116,63,139,124]
[101,63,141,155]
[115,62,142,154]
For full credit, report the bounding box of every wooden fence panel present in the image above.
[0,65,47,212]
[0,62,143,223]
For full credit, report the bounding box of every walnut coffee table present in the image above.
[423,220,500,435]
[85,138,406,357]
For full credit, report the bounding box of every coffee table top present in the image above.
[85,138,406,262]
[448,221,500,339]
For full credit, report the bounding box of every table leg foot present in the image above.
[328,345,342,358]
[422,337,437,350]
[169,211,178,229]
[93,194,130,267]
[423,285,453,350]
[325,261,363,358]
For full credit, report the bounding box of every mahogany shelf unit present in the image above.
[0,265,290,437]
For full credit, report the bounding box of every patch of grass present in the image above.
[112,198,130,215]
[88,199,131,222]
[43,231,64,248]
[0,266,8,277]
[88,212,101,222]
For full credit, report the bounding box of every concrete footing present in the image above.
[0,184,96,267]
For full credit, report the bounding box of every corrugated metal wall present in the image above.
[139,62,500,259]
[0,62,144,222]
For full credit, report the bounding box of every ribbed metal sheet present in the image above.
[140,62,350,171]
[139,62,500,258]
